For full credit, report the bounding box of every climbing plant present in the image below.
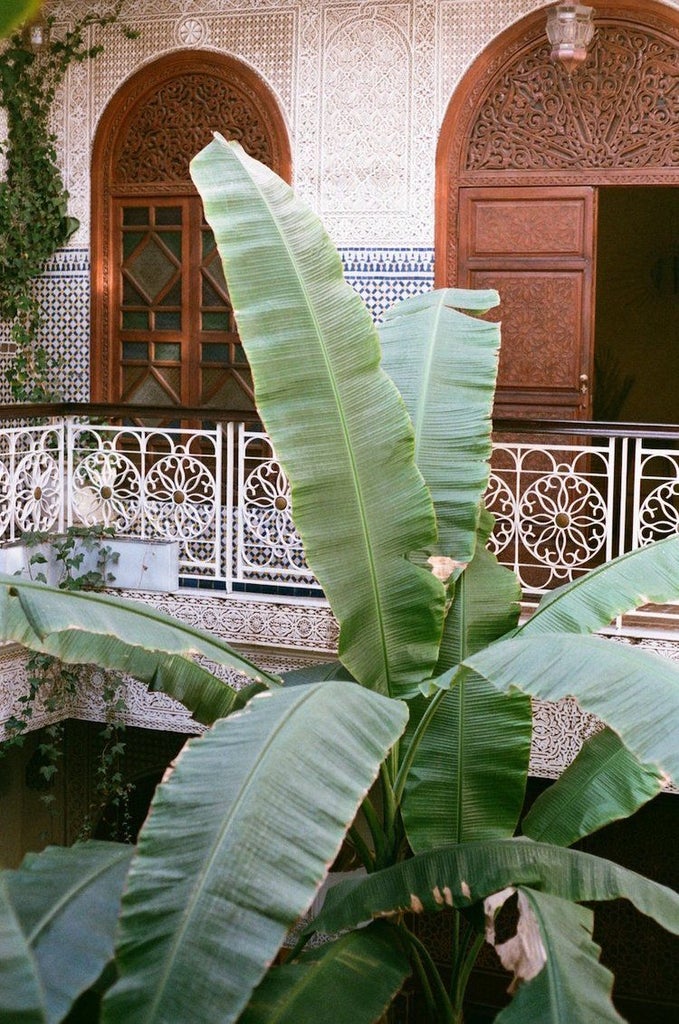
[1,526,133,841]
[0,3,137,400]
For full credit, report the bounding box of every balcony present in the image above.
[0,404,677,618]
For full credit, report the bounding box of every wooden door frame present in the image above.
[90,49,292,403]
[435,0,679,289]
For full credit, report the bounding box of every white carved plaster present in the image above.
[37,0,594,249]
[3,592,678,789]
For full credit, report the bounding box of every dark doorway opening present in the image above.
[594,188,679,423]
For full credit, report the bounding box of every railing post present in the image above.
[224,421,234,593]
[63,416,73,532]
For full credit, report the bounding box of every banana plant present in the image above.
[0,136,678,1023]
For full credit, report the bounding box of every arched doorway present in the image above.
[91,50,291,419]
[436,0,679,422]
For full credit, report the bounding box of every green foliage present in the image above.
[0,3,137,400]
[0,140,677,1022]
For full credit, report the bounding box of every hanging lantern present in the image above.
[546,3,595,73]
[22,13,50,51]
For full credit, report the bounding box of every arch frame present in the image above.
[435,0,679,286]
[90,49,292,401]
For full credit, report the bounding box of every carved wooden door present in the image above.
[458,186,596,420]
[91,51,291,418]
[113,196,252,414]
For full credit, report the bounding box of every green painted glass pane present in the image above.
[122,341,149,360]
[155,311,181,331]
[159,280,182,306]
[122,311,149,330]
[127,239,176,300]
[123,232,146,259]
[156,207,182,225]
[202,278,225,307]
[154,343,181,361]
[123,207,149,225]
[202,312,228,331]
[234,345,249,364]
[204,251,228,292]
[161,232,182,258]
[123,278,146,306]
[202,344,229,363]
[202,229,217,258]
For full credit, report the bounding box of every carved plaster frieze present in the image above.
[3,590,678,787]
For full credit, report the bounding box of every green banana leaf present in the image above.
[282,661,355,685]
[511,536,679,840]
[457,635,679,786]
[102,681,408,1024]
[492,888,624,1023]
[379,288,500,568]
[0,878,44,1024]
[0,842,134,1024]
[0,1,42,38]
[240,922,410,1024]
[516,533,679,637]
[0,574,277,725]
[401,546,531,849]
[308,837,679,938]
[521,727,667,846]
[190,137,445,697]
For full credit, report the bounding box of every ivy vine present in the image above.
[0,3,137,400]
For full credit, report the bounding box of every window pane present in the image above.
[202,344,229,363]
[156,207,182,225]
[122,311,149,330]
[123,207,149,225]
[202,312,228,331]
[155,311,182,331]
[154,343,181,361]
[122,341,149,359]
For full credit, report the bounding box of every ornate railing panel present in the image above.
[486,438,615,593]
[0,423,65,540]
[0,409,677,611]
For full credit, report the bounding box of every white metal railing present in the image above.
[0,412,678,616]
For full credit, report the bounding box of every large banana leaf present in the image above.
[191,138,445,697]
[379,289,500,567]
[491,888,624,1024]
[102,681,408,1024]
[457,635,679,786]
[240,922,410,1024]
[308,837,679,938]
[0,574,277,725]
[401,546,530,850]
[521,727,667,846]
[0,842,134,1024]
[516,533,679,637]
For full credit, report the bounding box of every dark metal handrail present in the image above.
[1,404,678,440]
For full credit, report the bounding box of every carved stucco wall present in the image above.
[2,0,679,398]
[46,0,555,248]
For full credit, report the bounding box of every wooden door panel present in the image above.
[459,186,596,420]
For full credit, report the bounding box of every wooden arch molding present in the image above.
[436,0,679,287]
[91,49,291,401]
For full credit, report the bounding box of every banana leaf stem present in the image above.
[360,791,388,865]
[394,687,448,803]
[347,823,376,872]
[451,930,485,1016]
[399,924,455,1024]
